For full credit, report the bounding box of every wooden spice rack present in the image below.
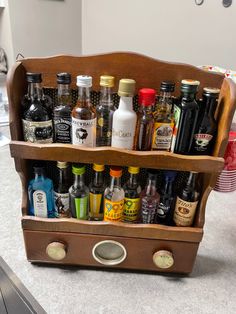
[7,52,236,274]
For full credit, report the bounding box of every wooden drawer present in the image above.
[23,230,199,274]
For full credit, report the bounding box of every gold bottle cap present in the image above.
[57,161,68,169]
[100,75,115,87]
[128,166,140,174]
[203,87,220,94]
[93,164,105,172]
[181,79,200,86]
[118,78,136,97]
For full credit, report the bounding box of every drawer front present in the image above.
[23,230,199,274]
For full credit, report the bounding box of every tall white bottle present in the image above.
[111,78,137,149]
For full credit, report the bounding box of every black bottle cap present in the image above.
[181,79,200,93]
[33,166,45,175]
[57,72,71,84]
[26,73,42,83]
[160,81,175,92]
[163,170,177,181]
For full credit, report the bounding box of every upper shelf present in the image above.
[9,141,224,173]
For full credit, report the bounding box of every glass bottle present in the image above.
[104,167,125,222]
[53,72,72,143]
[69,164,89,220]
[171,79,200,154]
[54,161,71,218]
[173,171,200,227]
[111,79,137,150]
[152,81,175,151]
[28,167,55,218]
[96,75,115,146]
[134,88,155,151]
[22,73,53,143]
[123,167,141,223]
[156,171,177,225]
[71,75,96,147]
[140,170,160,224]
[192,87,220,155]
[89,164,106,221]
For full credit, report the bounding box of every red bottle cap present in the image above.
[139,88,156,106]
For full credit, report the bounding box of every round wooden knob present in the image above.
[46,242,66,261]
[153,250,174,269]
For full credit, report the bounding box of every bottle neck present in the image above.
[159,90,172,100]
[128,173,138,187]
[73,173,85,188]
[58,167,69,184]
[181,91,196,101]
[34,172,45,180]
[100,86,113,106]
[163,178,174,195]
[146,177,156,196]
[77,86,91,106]
[93,171,104,186]
[186,172,197,190]
[110,176,121,189]
[202,95,217,118]
[28,82,43,100]
[139,104,153,113]
[118,96,133,111]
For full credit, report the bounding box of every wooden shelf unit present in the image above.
[7,52,236,274]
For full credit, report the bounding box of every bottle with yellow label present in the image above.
[152,81,175,151]
[89,164,106,221]
[104,167,124,222]
[96,75,115,147]
[123,167,141,223]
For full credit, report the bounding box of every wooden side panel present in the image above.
[23,230,199,274]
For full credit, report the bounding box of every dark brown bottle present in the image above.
[22,73,53,143]
[173,171,199,227]
[171,79,200,154]
[191,87,220,155]
[53,73,72,143]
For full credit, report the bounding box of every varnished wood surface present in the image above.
[23,230,199,274]
[10,141,224,173]
[21,216,203,243]
[17,52,224,94]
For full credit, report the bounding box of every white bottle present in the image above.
[111,78,137,149]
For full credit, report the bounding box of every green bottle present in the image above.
[69,164,89,220]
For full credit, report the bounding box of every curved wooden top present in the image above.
[17,52,224,93]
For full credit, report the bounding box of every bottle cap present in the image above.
[33,166,45,174]
[57,161,68,169]
[203,87,220,97]
[76,75,92,88]
[110,166,122,177]
[26,73,42,83]
[128,166,140,174]
[163,170,177,181]
[160,81,175,92]
[57,72,71,84]
[118,79,136,97]
[72,164,86,175]
[138,88,156,106]
[93,164,105,172]
[181,79,200,93]
[100,75,115,88]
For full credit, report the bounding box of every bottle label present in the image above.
[194,133,213,152]
[89,193,103,215]
[33,190,48,218]
[104,198,124,222]
[72,117,96,147]
[157,202,170,219]
[112,120,136,149]
[22,119,53,143]
[173,196,198,226]
[152,122,174,150]
[170,105,181,152]
[54,192,70,217]
[54,117,71,143]
[123,197,140,222]
[74,196,88,219]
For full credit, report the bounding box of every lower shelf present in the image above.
[22,216,203,274]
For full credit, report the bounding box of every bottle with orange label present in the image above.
[152,81,175,151]
[89,164,106,221]
[104,167,125,222]
[123,167,141,223]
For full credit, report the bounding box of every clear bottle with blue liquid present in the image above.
[28,167,55,218]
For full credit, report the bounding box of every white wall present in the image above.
[82,0,236,69]
[8,0,82,59]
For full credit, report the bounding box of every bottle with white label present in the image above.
[28,167,55,218]
[71,75,96,147]
[69,164,89,220]
[173,171,199,227]
[54,161,71,217]
[111,78,137,149]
